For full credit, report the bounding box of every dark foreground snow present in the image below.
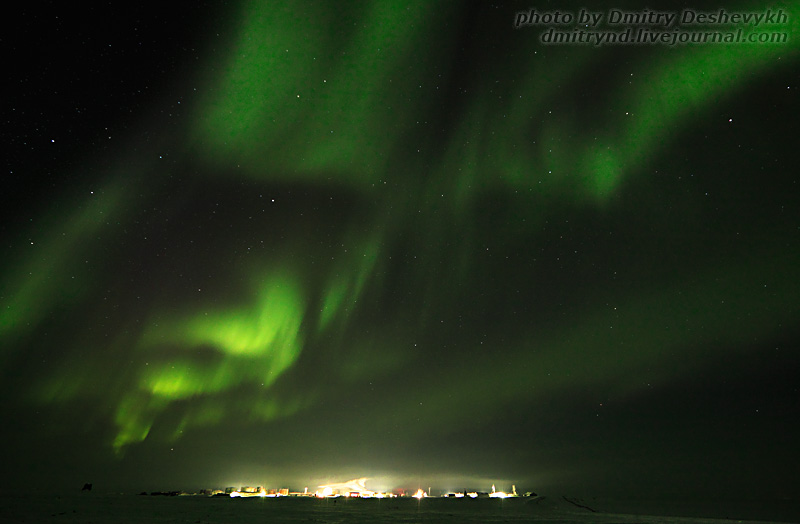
[1,492,796,524]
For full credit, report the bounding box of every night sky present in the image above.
[2,1,799,502]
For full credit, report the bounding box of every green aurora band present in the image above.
[1,0,798,456]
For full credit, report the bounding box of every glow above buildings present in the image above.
[206,478,521,500]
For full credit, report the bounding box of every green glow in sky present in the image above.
[2,1,797,470]
[106,274,307,451]
[0,183,126,345]
[193,1,446,187]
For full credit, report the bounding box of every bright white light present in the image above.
[413,489,425,499]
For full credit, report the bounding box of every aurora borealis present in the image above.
[2,0,799,502]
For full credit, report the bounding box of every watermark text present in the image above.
[514,8,789,45]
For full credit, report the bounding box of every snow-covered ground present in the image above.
[0,492,796,523]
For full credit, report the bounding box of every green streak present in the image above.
[580,3,799,202]
[113,394,167,454]
[0,184,125,343]
[318,235,381,331]
[184,279,304,361]
[192,0,450,187]
[110,274,306,450]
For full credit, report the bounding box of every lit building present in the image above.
[316,477,375,498]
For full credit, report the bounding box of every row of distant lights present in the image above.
[229,487,514,499]
[444,491,513,499]
[228,487,398,499]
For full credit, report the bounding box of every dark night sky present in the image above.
[2,0,799,502]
